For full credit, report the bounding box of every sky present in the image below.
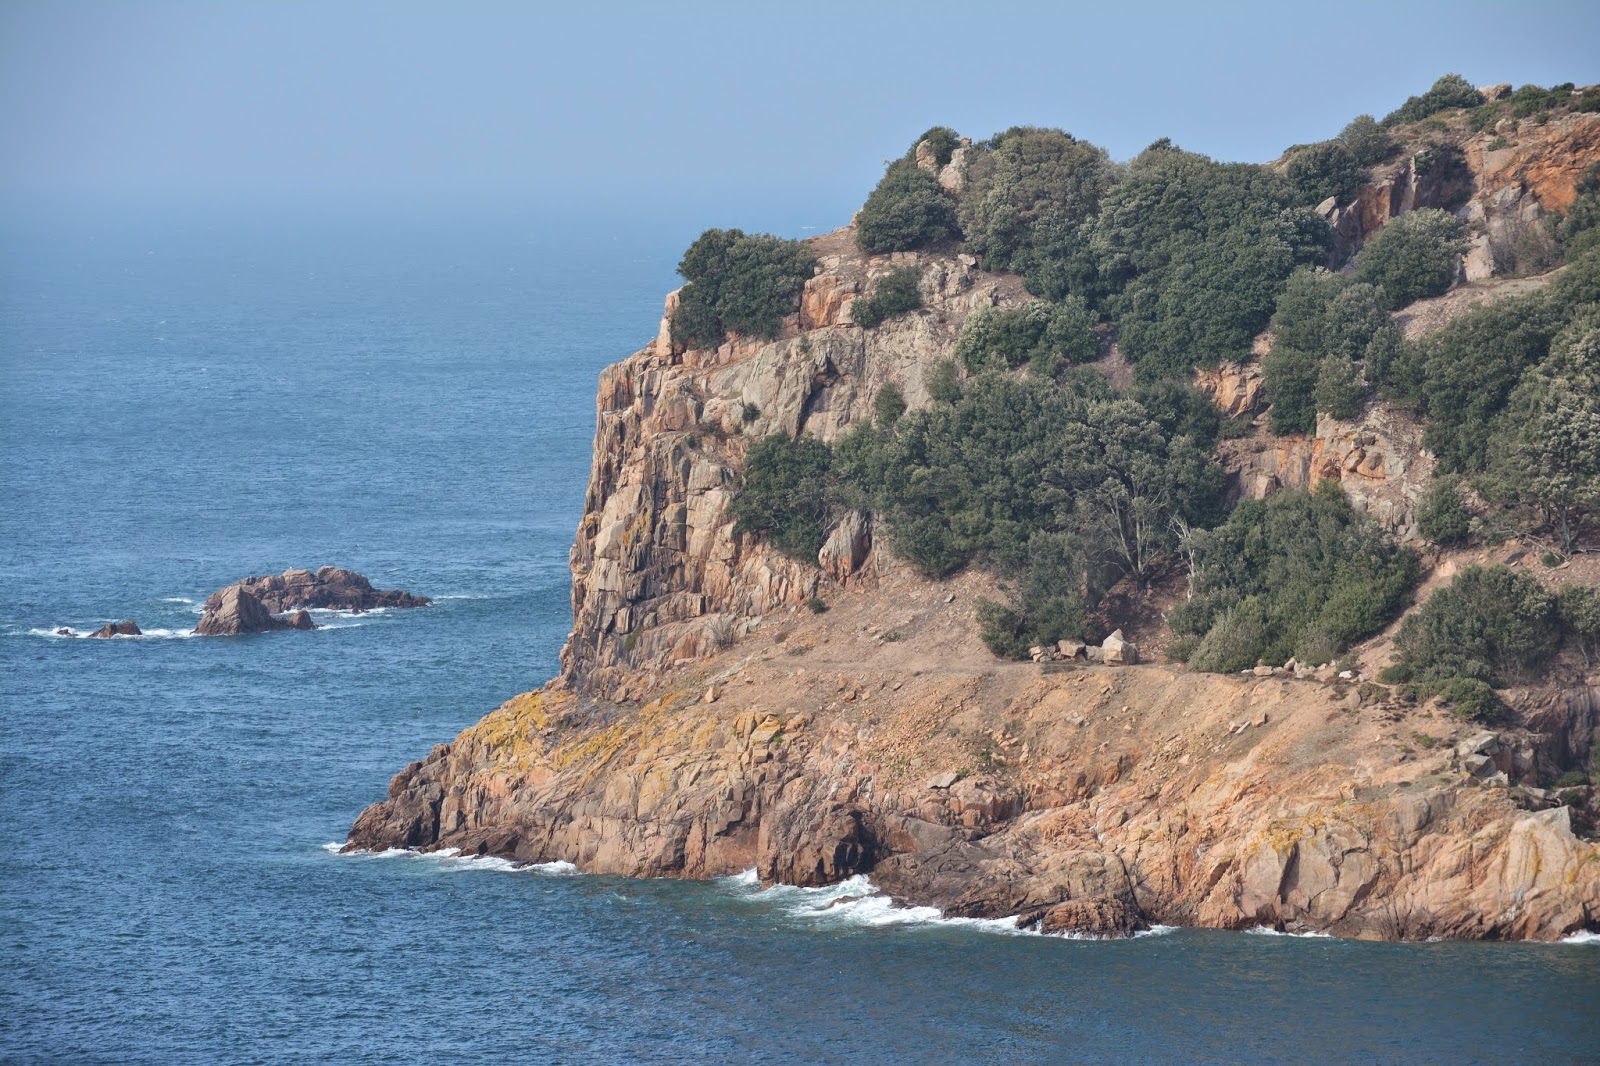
[4,0,1600,232]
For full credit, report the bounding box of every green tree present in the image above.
[873,383,907,427]
[670,229,817,350]
[1353,209,1468,309]
[856,159,961,253]
[1339,114,1395,166]
[976,531,1092,658]
[1387,565,1558,685]
[926,358,962,404]
[1483,317,1600,552]
[729,434,834,559]
[911,126,961,167]
[1263,345,1319,434]
[852,265,924,328]
[1382,74,1486,127]
[1286,141,1363,205]
[1557,584,1600,667]
[1313,351,1365,420]
[960,127,1117,271]
[954,300,1097,375]
[1416,476,1472,546]
[1559,163,1600,259]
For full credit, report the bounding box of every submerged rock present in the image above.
[194,567,427,636]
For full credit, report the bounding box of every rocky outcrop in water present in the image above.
[194,567,426,635]
[86,620,141,638]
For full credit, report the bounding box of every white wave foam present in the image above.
[1559,930,1600,945]
[1247,925,1335,939]
[160,596,196,604]
[324,843,578,875]
[22,626,199,640]
[1135,924,1180,938]
[435,594,491,601]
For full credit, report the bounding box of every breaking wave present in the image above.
[322,843,577,876]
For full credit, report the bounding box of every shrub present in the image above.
[1559,163,1600,258]
[911,126,961,167]
[806,596,828,614]
[954,300,1097,375]
[1263,345,1319,434]
[1553,770,1590,789]
[670,229,817,350]
[1417,476,1472,546]
[960,127,1116,271]
[1095,144,1331,379]
[873,383,907,427]
[976,532,1093,658]
[1382,74,1486,127]
[1172,485,1419,672]
[1557,585,1600,667]
[1286,141,1363,206]
[741,402,761,423]
[1482,317,1600,551]
[729,434,834,559]
[1387,565,1559,686]
[1314,352,1365,420]
[1128,379,1222,449]
[1339,114,1395,166]
[852,265,924,328]
[857,159,961,254]
[1427,676,1505,723]
[1353,209,1468,309]
[927,358,962,404]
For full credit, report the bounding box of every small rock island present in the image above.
[194,567,430,636]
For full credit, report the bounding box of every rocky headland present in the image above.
[348,97,1600,940]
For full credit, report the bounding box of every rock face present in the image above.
[348,602,1600,940]
[560,227,1030,700]
[87,620,141,638]
[193,567,426,635]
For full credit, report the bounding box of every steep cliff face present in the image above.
[560,227,1029,700]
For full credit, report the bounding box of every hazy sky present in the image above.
[5,0,1600,229]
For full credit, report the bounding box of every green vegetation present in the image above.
[857,158,960,253]
[1417,476,1472,546]
[1286,141,1363,205]
[959,126,1116,273]
[1262,345,1319,434]
[1092,143,1332,379]
[873,383,907,427]
[1558,584,1600,668]
[1338,114,1395,166]
[1170,484,1419,673]
[1560,163,1600,258]
[1482,316,1600,553]
[852,265,924,328]
[1352,209,1468,309]
[729,434,834,559]
[953,300,1097,377]
[1381,74,1485,127]
[1384,565,1557,688]
[670,229,817,350]
[913,126,961,167]
[1261,270,1392,431]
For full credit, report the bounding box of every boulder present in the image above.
[927,771,960,790]
[1101,629,1139,665]
[87,620,141,639]
[195,586,282,636]
[1057,640,1085,660]
[283,609,318,631]
[817,511,871,584]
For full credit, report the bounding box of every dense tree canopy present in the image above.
[670,229,817,350]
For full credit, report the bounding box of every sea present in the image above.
[2,201,1597,1065]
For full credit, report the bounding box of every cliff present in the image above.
[348,125,1600,940]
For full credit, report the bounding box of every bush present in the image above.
[1314,352,1365,420]
[852,265,924,328]
[1382,74,1486,127]
[1417,476,1472,545]
[1481,317,1600,551]
[1095,145,1331,379]
[1557,584,1600,667]
[1353,209,1468,309]
[960,127,1116,271]
[927,358,962,404]
[976,532,1093,658]
[954,300,1097,375]
[857,159,961,254]
[1559,163,1600,259]
[729,434,834,559]
[1263,345,1319,434]
[1172,485,1419,672]
[912,126,961,167]
[1427,676,1505,722]
[1287,141,1363,205]
[1339,114,1395,166]
[1128,379,1222,449]
[670,229,817,350]
[873,383,907,427]
[1388,565,1559,686]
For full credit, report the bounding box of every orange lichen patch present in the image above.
[460,690,568,764]
[549,691,688,771]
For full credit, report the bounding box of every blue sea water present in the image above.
[2,205,1598,1065]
